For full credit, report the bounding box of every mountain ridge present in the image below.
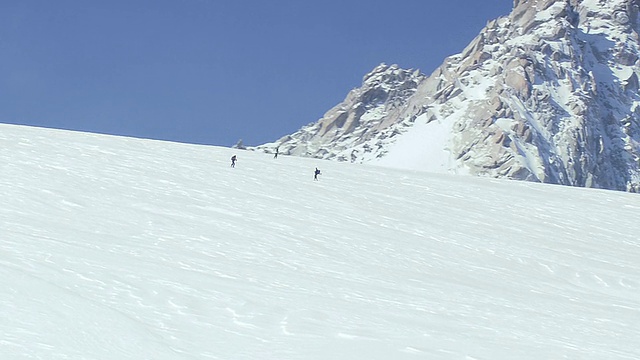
[253,0,640,192]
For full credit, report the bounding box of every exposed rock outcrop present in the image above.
[254,0,640,192]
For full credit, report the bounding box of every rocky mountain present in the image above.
[254,0,640,192]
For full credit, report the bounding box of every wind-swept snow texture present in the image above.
[2,123,640,360]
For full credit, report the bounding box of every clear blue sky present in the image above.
[1,0,512,147]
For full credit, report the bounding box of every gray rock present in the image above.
[253,0,640,192]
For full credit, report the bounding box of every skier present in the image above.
[314,167,321,181]
[274,146,279,159]
[231,155,237,168]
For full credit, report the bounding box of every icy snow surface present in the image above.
[2,124,640,359]
[374,114,453,172]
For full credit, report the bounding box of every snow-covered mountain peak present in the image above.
[361,63,422,88]
[254,0,640,192]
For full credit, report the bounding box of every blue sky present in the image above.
[1,0,512,147]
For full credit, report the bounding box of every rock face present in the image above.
[255,64,426,163]
[255,0,640,192]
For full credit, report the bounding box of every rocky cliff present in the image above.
[255,0,640,192]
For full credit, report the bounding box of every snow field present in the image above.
[1,124,640,359]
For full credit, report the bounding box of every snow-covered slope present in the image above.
[2,123,640,359]
[255,0,640,192]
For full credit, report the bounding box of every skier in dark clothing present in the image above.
[314,167,321,181]
[231,155,237,168]
[274,146,279,159]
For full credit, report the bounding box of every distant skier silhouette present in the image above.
[231,155,237,168]
[274,146,279,159]
[314,167,321,181]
